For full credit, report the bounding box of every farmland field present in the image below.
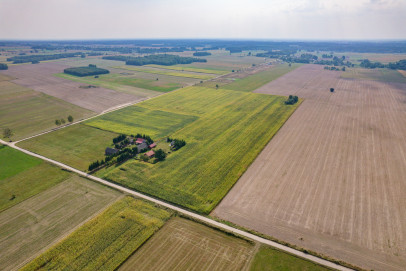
[0,176,121,271]
[18,124,119,171]
[213,64,406,271]
[0,62,140,112]
[85,105,198,138]
[119,217,256,271]
[0,78,94,140]
[0,146,72,211]
[250,246,332,271]
[222,63,301,92]
[341,67,406,83]
[21,196,172,271]
[115,65,217,80]
[146,64,229,75]
[94,86,299,213]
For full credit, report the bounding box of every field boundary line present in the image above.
[0,138,353,271]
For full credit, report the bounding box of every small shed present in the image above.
[149,143,157,149]
[105,147,118,156]
[145,150,155,158]
[137,142,148,152]
[136,138,146,144]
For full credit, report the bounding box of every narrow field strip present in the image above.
[146,64,229,75]
[115,66,216,80]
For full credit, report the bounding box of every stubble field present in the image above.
[213,64,406,271]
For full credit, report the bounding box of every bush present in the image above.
[285,95,299,105]
[193,52,211,56]
[0,63,8,70]
[155,149,166,161]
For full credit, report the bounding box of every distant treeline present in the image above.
[30,45,188,54]
[103,54,207,66]
[2,39,406,54]
[360,59,406,70]
[64,64,109,77]
[6,53,82,64]
[0,63,8,70]
[193,51,211,56]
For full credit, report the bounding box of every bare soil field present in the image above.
[119,217,256,271]
[0,176,121,271]
[0,62,141,112]
[213,64,406,271]
[398,70,406,77]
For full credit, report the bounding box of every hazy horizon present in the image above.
[1,0,405,40]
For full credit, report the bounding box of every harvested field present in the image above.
[22,197,172,271]
[341,68,406,84]
[0,78,94,140]
[0,176,121,271]
[213,64,406,271]
[18,124,119,171]
[0,62,141,112]
[119,217,256,271]
[399,70,406,77]
[146,64,229,75]
[115,65,216,80]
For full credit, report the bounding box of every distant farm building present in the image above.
[105,147,118,156]
[145,150,155,158]
[136,138,146,144]
[149,143,157,148]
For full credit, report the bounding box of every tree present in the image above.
[67,115,74,122]
[216,84,219,89]
[330,88,335,93]
[155,149,166,161]
[55,119,61,125]
[3,128,13,139]
[60,118,65,124]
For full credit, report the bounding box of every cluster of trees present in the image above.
[388,60,406,70]
[113,134,126,144]
[64,64,109,77]
[7,53,82,64]
[55,115,74,126]
[322,54,334,58]
[193,51,211,56]
[256,49,297,58]
[359,59,385,69]
[134,133,154,144]
[167,137,186,150]
[0,63,8,70]
[88,146,139,171]
[360,59,406,70]
[285,95,299,105]
[3,128,13,139]
[282,53,318,64]
[154,149,166,161]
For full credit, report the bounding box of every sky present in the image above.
[0,0,405,40]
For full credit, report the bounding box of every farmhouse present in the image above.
[137,142,148,152]
[136,138,146,144]
[105,147,118,156]
[145,150,155,158]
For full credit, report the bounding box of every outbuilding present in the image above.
[145,150,155,158]
[105,147,118,156]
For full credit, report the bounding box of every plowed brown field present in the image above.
[213,65,406,271]
[1,62,140,112]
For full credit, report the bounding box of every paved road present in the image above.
[0,138,353,271]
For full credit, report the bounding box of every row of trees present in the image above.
[0,63,8,70]
[103,54,207,66]
[193,52,211,56]
[360,59,406,70]
[7,52,82,64]
[64,64,109,77]
[55,115,74,126]
[167,137,186,150]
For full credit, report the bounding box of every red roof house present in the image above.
[149,143,157,148]
[145,150,155,158]
[136,138,146,144]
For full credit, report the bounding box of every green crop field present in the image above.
[115,65,216,80]
[85,105,198,139]
[22,196,172,271]
[249,246,332,271]
[0,146,71,212]
[0,176,121,271]
[119,217,256,271]
[94,86,300,213]
[222,63,301,92]
[18,124,119,171]
[146,64,229,75]
[0,80,94,140]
